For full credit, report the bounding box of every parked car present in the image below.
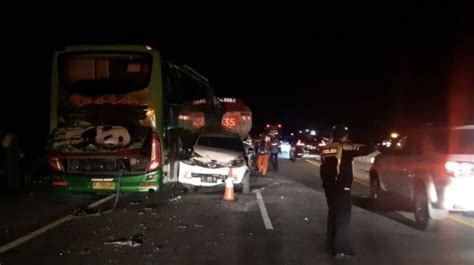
[289,138,306,161]
[369,125,474,230]
[289,136,323,161]
[279,137,292,153]
[178,131,250,194]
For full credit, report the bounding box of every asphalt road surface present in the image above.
[0,158,473,265]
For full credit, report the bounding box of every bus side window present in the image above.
[167,68,211,104]
[167,71,184,105]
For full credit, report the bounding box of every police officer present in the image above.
[319,125,373,259]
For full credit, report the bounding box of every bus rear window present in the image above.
[59,53,152,96]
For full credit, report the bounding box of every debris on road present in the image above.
[129,201,141,205]
[79,248,91,255]
[169,195,182,202]
[194,224,204,228]
[105,240,140,247]
[280,196,285,199]
[304,217,309,221]
[177,224,188,229]
[59,250,70,256]
[104,234,144,248]
[73,208,88,216]
[138,212,144,215]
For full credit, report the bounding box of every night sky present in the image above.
[2,6,473,156]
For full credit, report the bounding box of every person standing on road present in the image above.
[256,135,271,176]
[269,136,279,172]
[319,125,373,259]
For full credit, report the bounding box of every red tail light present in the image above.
[52,175,68,187]
[52,180,68,187]
[146,135,162,172]
[49,158,64,172]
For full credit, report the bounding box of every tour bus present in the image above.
[48,44,215,193]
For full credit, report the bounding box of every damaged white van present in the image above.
[178,132,250,194]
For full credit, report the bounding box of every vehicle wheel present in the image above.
[413,186,438,231]
[369,174,381,201]
[242,173,250,194]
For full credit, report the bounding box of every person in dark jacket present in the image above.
[319,125,373,259]
[269,136,279,172]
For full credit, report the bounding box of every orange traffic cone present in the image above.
[223,167,236,201]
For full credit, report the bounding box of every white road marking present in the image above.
[255,190,274,230]
[0,194,119,254]
[86,194,117,209]
[0,215,74,254]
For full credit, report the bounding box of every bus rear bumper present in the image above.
[52,170,163,193]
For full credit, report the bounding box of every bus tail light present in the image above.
[52,175,68,187]
[146,135,162,172]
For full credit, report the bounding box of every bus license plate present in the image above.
[92,182,116,190]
